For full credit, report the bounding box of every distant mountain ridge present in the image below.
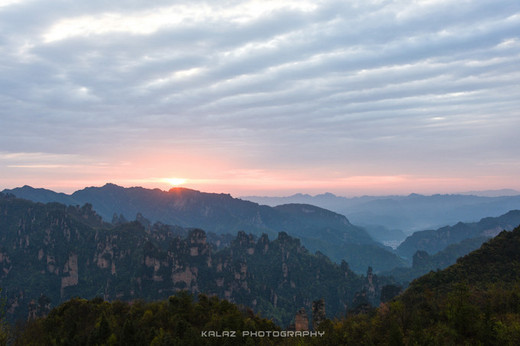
[396,210,520,259]
[2,184,405,272]
[459,188,520,197]
[242,191,520,243]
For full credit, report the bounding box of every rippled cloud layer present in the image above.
[1,0,519,194]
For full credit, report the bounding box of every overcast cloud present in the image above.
[1,0,519,195]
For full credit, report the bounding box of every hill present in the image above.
[384,236,489,285]
[406,226,520,293]
[3,184,405,273]
[317,225,520,345]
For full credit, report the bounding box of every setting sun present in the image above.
[163,178,187,187]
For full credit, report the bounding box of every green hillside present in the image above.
[314,226,520,345]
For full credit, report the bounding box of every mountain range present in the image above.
[0,193,395,325]
[11,212,520,344]
[242,191,520,244]
[3,184,405,273]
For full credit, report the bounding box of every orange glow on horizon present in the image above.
[4,148,518,196]
[163,178,187,187]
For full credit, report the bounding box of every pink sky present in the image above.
[2,149,517,196]
[1,1,519,197]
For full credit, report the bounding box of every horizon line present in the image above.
[3,183,520,199]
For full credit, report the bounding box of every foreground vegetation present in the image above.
[313,283,520,345]
[13,292,279,345]
[314,227,520,345]
[9,283,520,345]
[9,227,520,345]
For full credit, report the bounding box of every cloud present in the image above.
[1,0,519,194]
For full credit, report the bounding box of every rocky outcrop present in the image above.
[234,231,256,255]
[61,253,78,296]
[312,299,326,331]
[172,267,198,289]
[294,308,309,331]
[0,251,11,277]
[363,267,380,303]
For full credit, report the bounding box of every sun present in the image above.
[164,178,187,187]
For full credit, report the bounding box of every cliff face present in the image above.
[0,194,391,326]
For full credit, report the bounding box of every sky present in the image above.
[1,0,519,197]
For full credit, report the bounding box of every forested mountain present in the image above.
[11,222,520,344]
[314,225,520,345]
[384,236,489,284]
[406,226,520,293]
[396,210,520,259]
[3,184,405,272]
[0,193,394,327]
[378,210,520,284]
